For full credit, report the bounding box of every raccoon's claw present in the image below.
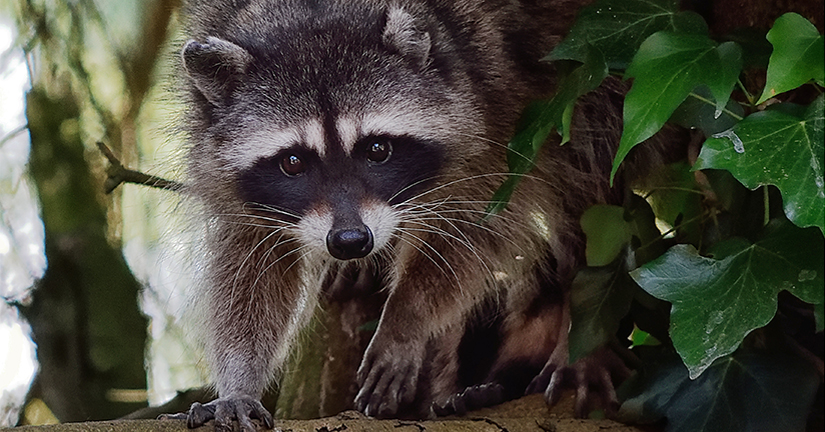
[166,396,275,432]
[157,412,189,421]
[528,346,631,418]
[432,382,505,416]
[355,338,425,418]
[185,401,216,429]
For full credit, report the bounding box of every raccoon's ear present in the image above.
[383,7,431,68]
[181,37,253,106]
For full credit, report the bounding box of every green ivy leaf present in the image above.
[630,219,825,379]
[548,0,706,69]
[641,162,704,245]
[555,51,610,144]
[695,95,825,234]
[756,13,825,105]
[570,198,664,361]
[611,32,742,183]
[485,51,608,215]
[581,205,633,267]
[629,327,659,347]
[569,260,636,362]
[581,196,662,267]
[642,162,699,227]
[618,348,820,432]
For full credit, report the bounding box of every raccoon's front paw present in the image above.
[160,395,275,432]
[354,338,425,418]
[526,346,632,418]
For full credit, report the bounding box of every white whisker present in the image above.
[398,220,496,286]
[392,230,461,292]
[229,226,295,310]
[246,242,309,317]
[445,130,536,165]
[393,172,553,207]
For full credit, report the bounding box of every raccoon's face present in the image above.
[183,5,482,261]
[235,130,445,260]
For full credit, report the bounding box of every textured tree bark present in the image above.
[5,394,656,432]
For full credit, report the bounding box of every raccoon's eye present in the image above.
[367,140,392,164]
[280,154,305,176]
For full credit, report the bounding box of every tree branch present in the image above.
[0,124,28,149]
[97,142,183,194]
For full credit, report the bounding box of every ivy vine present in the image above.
[494,0,824,430]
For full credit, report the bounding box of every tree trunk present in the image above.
[21,84,149,422]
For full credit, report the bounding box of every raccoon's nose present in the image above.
[326,225,374,260]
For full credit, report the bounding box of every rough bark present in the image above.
[3,394,659,432]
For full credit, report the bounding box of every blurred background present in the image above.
[0,0,209,426]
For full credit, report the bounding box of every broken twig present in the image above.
[97,141,184,194]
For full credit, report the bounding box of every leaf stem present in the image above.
[763,186,770,227]
[642,186,706,198]
[638,210,711,252]
[687,92,744,121]
[737,79,755,105]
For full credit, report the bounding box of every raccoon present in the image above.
[173,0,675,429]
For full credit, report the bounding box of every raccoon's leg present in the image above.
[418,323,467,417]
[178,224,310,431]
[524,304,634,418]
[368,321,467,419]
[434,280,562,416]
[354,243,486,418]
[356,320,469,419]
